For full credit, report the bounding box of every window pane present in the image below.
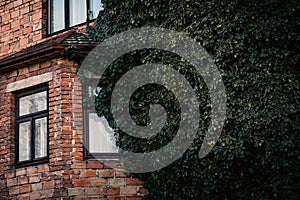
[35,117,48,158]
[50,0,65,32]
[89,113,118,153]
[89,0,104,19]
[70,0,87,26]
[19,121,31,162]
[19,91,47,116]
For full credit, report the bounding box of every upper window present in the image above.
[48,0,104,34]
[16,86,48,166]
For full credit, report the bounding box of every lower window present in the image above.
[16,86,48,166]
[84,110,119,159]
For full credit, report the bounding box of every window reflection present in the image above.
[70,0,87,27]
[19,122,31,162]
[88,113,118,153]
[35,117,48,158]
[19,91,47,116]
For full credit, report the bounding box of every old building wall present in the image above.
[0,58,146,199]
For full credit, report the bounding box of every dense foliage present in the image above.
[78,0,300,199]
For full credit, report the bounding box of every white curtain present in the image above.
[35,117,47,158]
[89,0,103,19]
[50,0,65,32]
[70,0,87,26]
[19,122,31,161]
[89,113,118,153]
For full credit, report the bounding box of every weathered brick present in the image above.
[68,188,85,196]
[16,168,26,177]
[87,160,103,169]
[9,186,20,195]
[7,178,17,187]
[99,169,114,178]
[19,185,31,193]
[43,180,55,189]
[40,189,54,198]
[86,188,102,195]
[108,178,125,187]
[37,164,49,172]
[120,186,138,195]
[29,176,40,183]
[18,176,28,185]
[31,183,42,191]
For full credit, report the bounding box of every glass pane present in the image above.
[35,117,48,158]
[89,0,104,19]
[70,0,87,26]
[50,0,65,32]
[19,121,31,162]
[19,91,47,116]
[88,113,118,153]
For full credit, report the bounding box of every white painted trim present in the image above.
[6,72,53,92]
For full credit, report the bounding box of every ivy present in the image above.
[73,0,300,199]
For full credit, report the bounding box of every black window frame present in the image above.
[83,84,119,160]
[15,85,49,167]
[48,0,103,35]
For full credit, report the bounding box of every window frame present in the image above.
[83,84,119,160]
[48,0,103,35]
[15,85,49,167]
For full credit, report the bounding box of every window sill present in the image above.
[15,158,49,168]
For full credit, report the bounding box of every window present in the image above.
[16,86,48,166]
[48,0,104,33]
[84,85,119,159]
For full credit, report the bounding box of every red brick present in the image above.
[80,170,96,178]
[37,164,49,172]
[103,188,120,195]
[29,192,40,200]
[11,20,20,29]
[43,180,55,189]
[72,161,87,169]
[87,160,104,169]
[90,178,107,187]
[26,166,38,175]
[16,168,26,177]
[29,176,40,183]
[10,10,19,18]
[18,193,30,200]
[4,170,16,178]
[99,169,114,178]
[40,189,54,198]
[9,186,20,195]
[139,187,148,195]
[74,179,90,187]
[18,176,28,185]
[7,178,17,187]
[23,26,32,34]
[126,178,143,186]
[2,13,10,22]
[19,185,31,193]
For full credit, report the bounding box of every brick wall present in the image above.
[0,0,47,59]
[0,58,146,199]
[0,1,146,198]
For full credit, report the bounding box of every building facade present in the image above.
[0,1,146,199]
